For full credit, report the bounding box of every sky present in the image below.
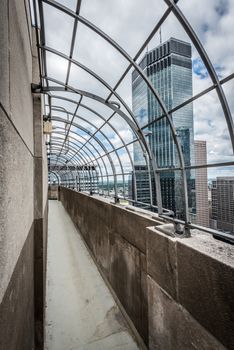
[39,0,234,179]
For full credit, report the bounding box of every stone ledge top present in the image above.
[148,225,234,268]
[179,229,234,268]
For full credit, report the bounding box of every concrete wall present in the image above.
[0,1,47,349]
[33,94,48,348]
[60,188,234,350]
[48,185,59,199]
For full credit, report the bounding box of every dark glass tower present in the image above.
[132,37,195,218]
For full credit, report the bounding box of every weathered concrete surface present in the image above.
[0,109,34,304]
[177,232,234,349]
[34,94,48,349]
[60,188,234,349]
[60,188,161,346]
[109,233,142,336]
[140,268,149,345]
[0,224,35,350]
[147,227,234,349]
[48,185,59,199]
[0,1,47,349]
[0,0,34,306]
[0,0,10,112]
[45,200,139,350]
[147,228,177,300]
[111,205,160,253]
[148,276,226,350]
[9,0,34,153]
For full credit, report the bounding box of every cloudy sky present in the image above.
[39,0,234,179]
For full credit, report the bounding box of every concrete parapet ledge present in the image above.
[147,225,234,349]
[60,187,234,349]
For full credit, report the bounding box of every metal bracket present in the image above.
[174,222,191,238]
[31,83,42,93]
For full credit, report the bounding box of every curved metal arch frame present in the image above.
[49,127,136,200]
[50,105,135,196]
[37,0,183,213]
[49,146,101,194]
[47,94,140,202]
[49,156,87,190]
[50,116,120,198]
[49,152,82,171]
[49,158,76,184]
[31,0,234,236]
[51,107,125,176]
[49,98,83,168]
[49,143,100,191]
[40,40,167,191]
[55,167,71,185]
[48,171,61,184]
[50,118,140,201]
[51,133,107,177]
[49,144,118,196]
[51,115,117,174]
[48,91,152,201]
[50,142,144,202]
[49,150,93,191]
[50,126,113,189]
[50,128,110,181]
[50,135,135,199]
[44,81,161,207]
[47,94,136,172]
[50,135,107,188]
[50,124,131,194]
[40,0,189,219]
[44,80,152,156]
[50,143,92,171]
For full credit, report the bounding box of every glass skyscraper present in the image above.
[132,37,195,218]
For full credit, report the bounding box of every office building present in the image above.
[132,37,194,218]
[211,177,234,233]
[194,140,209,227]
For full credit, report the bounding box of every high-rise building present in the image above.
[211,177,234,234]
[132,37,194,218]
[194,140,209,227]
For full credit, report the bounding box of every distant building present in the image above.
[132,37,194,218]
[211,177,234,233]
[194,140,209,227]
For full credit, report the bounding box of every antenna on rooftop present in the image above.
[159,27,162,44]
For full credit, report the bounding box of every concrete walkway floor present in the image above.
[45,200,139,350]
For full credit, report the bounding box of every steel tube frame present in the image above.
[30,0,234,238]
[45,87,151,202]
[50,127,111,192]
[43,79,161,208]
[46,95,137,195]
[50,116,119,199]
[51,107,125,178]
[50,125,113,181]
[50,135,106,184]
[40,0,182,216]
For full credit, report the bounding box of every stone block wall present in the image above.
[60,188,234,350]
[0,1,48,349]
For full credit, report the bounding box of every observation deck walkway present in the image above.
[45,200,139,350]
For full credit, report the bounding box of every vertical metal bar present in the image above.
[65,0,82,88]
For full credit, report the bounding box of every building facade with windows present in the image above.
[211,177,234,234]
[194,140,209,227]
[132,37,195,218]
